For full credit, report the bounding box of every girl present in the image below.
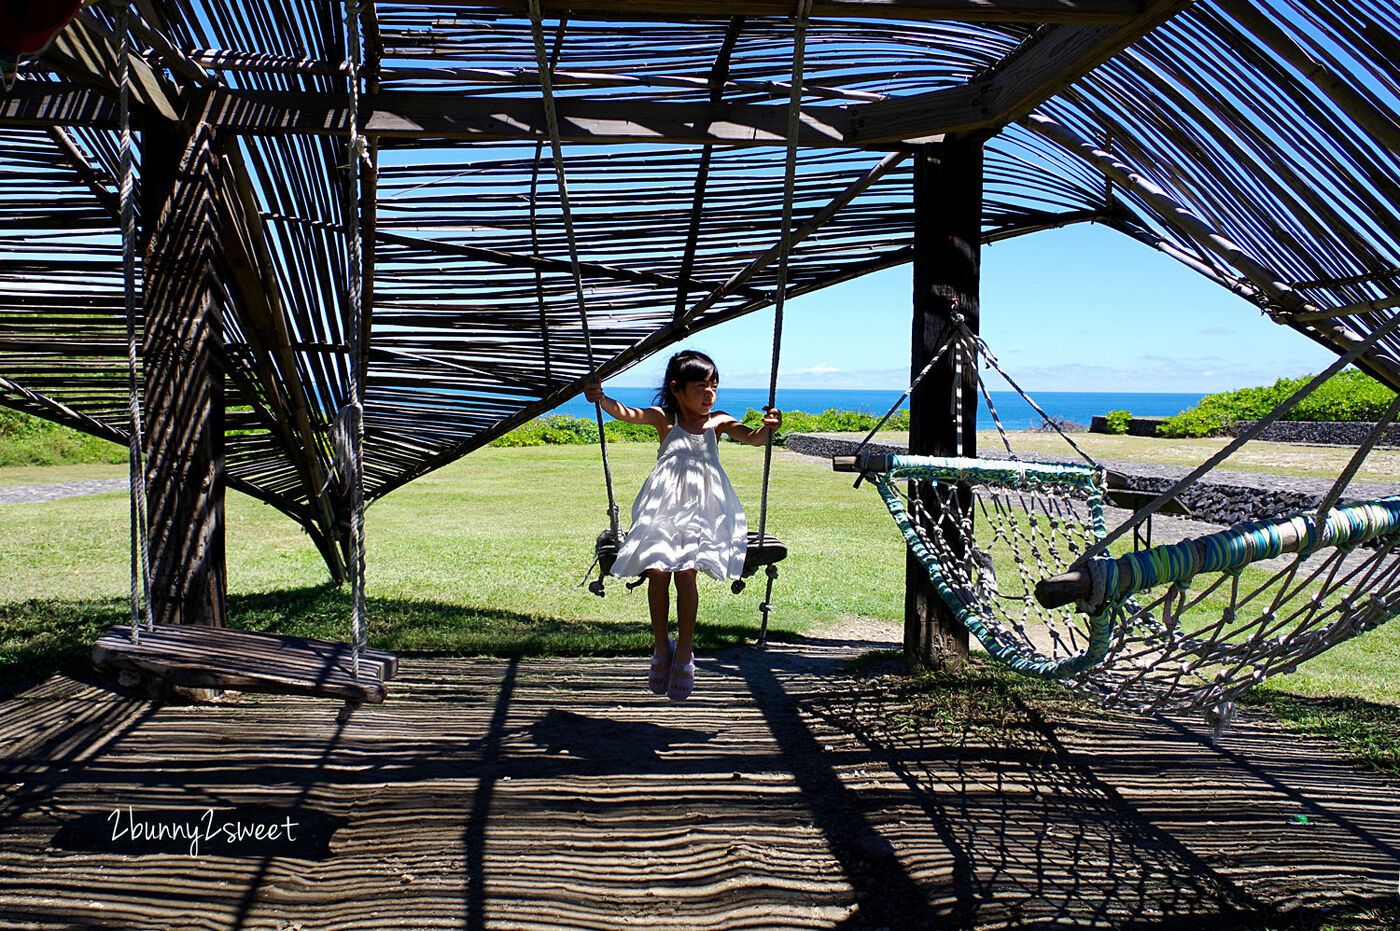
[584,350,781,701]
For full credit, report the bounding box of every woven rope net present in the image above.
[875,455,1400,718]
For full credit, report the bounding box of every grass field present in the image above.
[2,433,1397,773]
[0,442,908,671]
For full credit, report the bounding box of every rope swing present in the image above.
[118,0,152,641]
[341,0,370,677]
[527,0,622,556]
[751,0,813,647]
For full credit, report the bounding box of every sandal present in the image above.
[667,652,695,702]
[648,638,674,695]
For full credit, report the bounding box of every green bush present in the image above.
[491,415,598,447]
[490,415,665,447]
[1156,407,1227,438]
[738,407,909,445]
[603,420,660,443]
[0,408,126,467]
[1157,368,1397,438]
[1103,410,1132,435]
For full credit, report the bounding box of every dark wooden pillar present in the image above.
[905,139,982,669]
[141,121,227,627]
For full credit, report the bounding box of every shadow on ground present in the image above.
[0,585,769,699]
[2,632,1398,930]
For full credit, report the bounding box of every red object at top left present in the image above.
[0,0,87,63]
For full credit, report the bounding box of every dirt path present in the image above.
[2,640,1397,929]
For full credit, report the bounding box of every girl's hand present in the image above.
[762,407,783,432]
[584,378,604,404]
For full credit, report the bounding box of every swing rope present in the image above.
[754,0,813,645]
[118,0,152,639]
[344,0,369,675]
[527,0,621,541]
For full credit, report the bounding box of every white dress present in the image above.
[609,414,748,581]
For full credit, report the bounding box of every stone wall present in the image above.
[1089,417,1400,447]
[1225,420,1400,447]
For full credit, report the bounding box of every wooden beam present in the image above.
[0,374,128,445]
[47,126,121,222]
[905,140,981,670]
[187,88,854,147]
[217,144,349,582]
[43,10,179,121]
[376,230,767,301]
[847,0,1190,144]
[0,82,119,130]
[10,83,845,151]
[141,121,227,629]
[435,0,1141,24]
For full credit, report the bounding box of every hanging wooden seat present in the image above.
[733,532,788,593]
[589,529,787,596]
[93,624,398,704]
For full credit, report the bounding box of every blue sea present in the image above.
[550,388,1202,431]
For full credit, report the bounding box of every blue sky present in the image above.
[614,222,1340,394]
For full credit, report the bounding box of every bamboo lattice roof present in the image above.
[1,0,1398,570]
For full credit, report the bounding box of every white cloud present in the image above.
[781,364,843,377]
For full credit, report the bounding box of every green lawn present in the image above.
[2,438,1397,773]
[0,443,907,674]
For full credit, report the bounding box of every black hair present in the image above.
[654,349,719,417]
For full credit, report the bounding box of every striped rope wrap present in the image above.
[1094,497,1400,611]
[1077,496,1400,715]
[875,455,1115,679]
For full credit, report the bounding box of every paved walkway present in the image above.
[1,636,1397,929]
[0,478,128,505]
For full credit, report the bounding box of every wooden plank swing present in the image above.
[92,624,398,704]
[87,2,395,709]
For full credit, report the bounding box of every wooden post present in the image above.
[905,138,982,669]
[141,121,227,627]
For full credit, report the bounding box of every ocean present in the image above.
[549,388,1202,432]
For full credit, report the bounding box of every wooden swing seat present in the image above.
[741,532,787,578]
[594,529,786,577]
[93,623,398,704]
[591,528,787,595]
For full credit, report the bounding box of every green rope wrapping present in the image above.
[874,455,1114,678]
[1095,496,1400,609]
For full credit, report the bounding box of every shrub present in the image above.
[1155,368,1397,438]
[491,415,659,447]
[0,408,126,467]
[1156,408,1226,438]
[603,420,659,443]
[492,415,597,447]
[737,407,909,445]
[1103,410,1132,435]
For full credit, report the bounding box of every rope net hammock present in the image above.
[844,319,1400,720]
[860,453,1400,718]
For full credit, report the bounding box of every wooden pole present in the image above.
[141,121,228,628]
[905,138,981,669]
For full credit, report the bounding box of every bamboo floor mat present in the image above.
[1,635,1397,929]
